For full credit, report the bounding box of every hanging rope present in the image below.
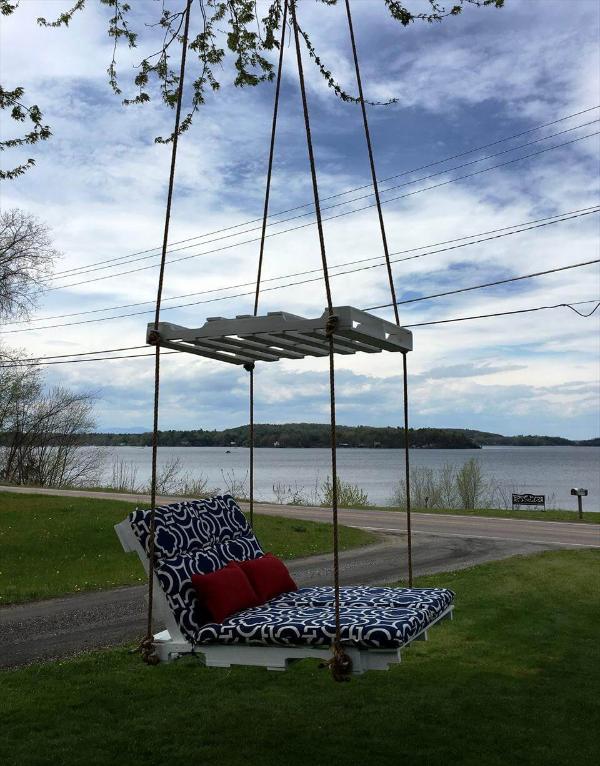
[344,0,413,586]
[290,0,352,682]
[253,0,288,317]
[246,0,289,529]
[141,0,193,666]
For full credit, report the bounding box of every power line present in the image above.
[49,105,600,279]
[2,299,597,368]
[0,351,180,367]
[4,208,600,335]
[0,345,147,364]
[4,260,599,364]
[403,300,600,328]
[50,118,599,281]
[2,207,598,335]
[43,130,600,292]
[567,302,600,317]
[367,258,600,310]
[8,205,599,326]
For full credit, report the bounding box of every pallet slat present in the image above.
[150,306,412,365]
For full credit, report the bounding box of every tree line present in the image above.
[77,424,598,449]
[79,423,480,449]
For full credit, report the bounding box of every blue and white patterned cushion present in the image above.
[130,495,454,649]
[129,495,264,640]
[154,540,266,641]
[129,494,252,557]
[195,603,435,649]
[269,586,454,620]
[217,536,264,563]
[155,550,223,640]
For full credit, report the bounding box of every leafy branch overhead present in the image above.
[1,0,504,176]
[0,87,52,180]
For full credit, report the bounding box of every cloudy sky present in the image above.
[1,0,599,438]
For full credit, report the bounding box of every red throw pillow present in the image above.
[191,563,260,623]
[238,554,298,604]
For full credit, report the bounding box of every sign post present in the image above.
[570,488,588,519]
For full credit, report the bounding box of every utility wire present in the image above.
[48,105,600,279]
[0,351,180,367]
[43,129,599,292]
[2,299,597,368]
[367,258,600,310]
[567,302,600,317]
[1,345,149,364]
[2,207,597,335]
[4,259,599,363]
[50,117,599,282]
[8,206,598,326]
[403,300,600,328]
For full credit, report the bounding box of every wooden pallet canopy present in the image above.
[147,305,413,366]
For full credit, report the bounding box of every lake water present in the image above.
[96,445,600,512]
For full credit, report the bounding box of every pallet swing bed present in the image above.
[115,0,454,680]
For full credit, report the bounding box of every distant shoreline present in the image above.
[76,423,600,450]
[92,443,599,449]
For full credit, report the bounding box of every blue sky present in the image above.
[1,0,599,438]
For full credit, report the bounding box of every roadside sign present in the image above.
[512,493,545,510]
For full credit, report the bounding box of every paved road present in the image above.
[253,503,600,548]
[2,485,598,547]
[0,533,552,669]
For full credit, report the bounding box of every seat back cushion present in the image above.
[155,543,265,640]
[128,494,255,557]
[130,495,264,640]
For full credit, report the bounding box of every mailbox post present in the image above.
[570,488,588,519]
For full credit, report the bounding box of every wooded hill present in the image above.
[79,424,599,449]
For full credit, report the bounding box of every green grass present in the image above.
[0,491,376,605]
[372,504,600,523]
[1,550,598,766]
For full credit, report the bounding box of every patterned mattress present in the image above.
[128,496,454,649]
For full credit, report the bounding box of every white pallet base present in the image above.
[115,516,453,674]
[151,608,453,673]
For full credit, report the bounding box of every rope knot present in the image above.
[325,314,339,337]
[139,635,160,666]
[147,329,160,346]
[321,641,353,682]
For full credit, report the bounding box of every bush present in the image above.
[272,481,308,505]
[103,456,217,498]
[321,476,370,508]
[456,458,486,510]
[390,459,490,511]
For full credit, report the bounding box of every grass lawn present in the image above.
[0,491,376,605]
[371,504,600,523]
[1,549,598,766]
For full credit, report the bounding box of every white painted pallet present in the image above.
[115,518,452,673]
[147,305,413,366]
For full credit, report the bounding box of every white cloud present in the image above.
[1,0,599,438]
